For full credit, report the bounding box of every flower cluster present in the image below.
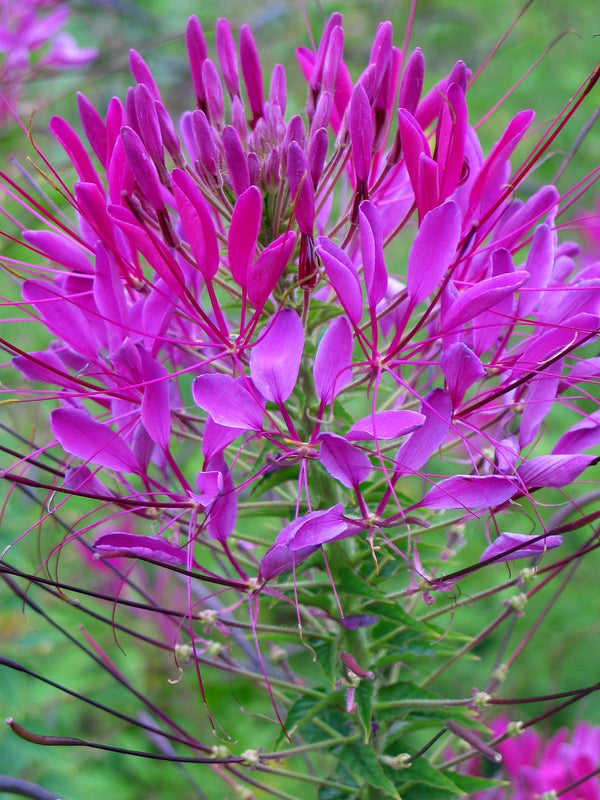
[0,0,96,123]
[1,8,600,799]
[463,718,600,800]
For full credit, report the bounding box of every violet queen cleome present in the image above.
[1,6,600,798]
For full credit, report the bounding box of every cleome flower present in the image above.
[1,8,600,797]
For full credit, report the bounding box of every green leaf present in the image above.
[313,639,339,683]
[248,465,299,500]
[442,770,507,794]
[337,744,401,799]
[389,757,464,795]
[284,689,344,737]
[307,300,346,331]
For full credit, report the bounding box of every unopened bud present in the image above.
[507,593,528,614]
[473,691,491,709]
[381,753,411,769]
[241,748,260,767]
[211,744,230,759]
[492,663,508,683]
[174,643,193,662]
[519,567,536,585]
[506,720,524,737]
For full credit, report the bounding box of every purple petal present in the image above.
[94,533,190,566]
[201,415,245,461]
[239,24,264,123]
[186,16,208,107]
[480,532,562,564]
[340,615,379,630]
[120,125,165,211]
[317,236,363,324]
[259,504,348,581]
[247,231,297,311]
[318,432,371,488]
[359,201,387,309]
[395,389,452,476]
[420,475,517,510]
[51,408,139,473]
[23,229,92,274]
[194,470,223,506]
[172,168,219,279]
[205,454,237,542]
[406,200,461,305]
[443,271,528,333]
[250,309,304,403]
[228,186,262,288]
[22,279,98,361]
[349,83,372,184]
[348,410,425,441]
[286,141,315,235]
[398,47,425,114]
[222,124,250,197]
[519,368,561,449]
[517,454,596,490]
[553,410,600,455]
[215,18,240,98]
[192,374,263,430]
[517,224,554,316]
[139,349,171,449]
[440,342,486,406]
[313,315,353,405]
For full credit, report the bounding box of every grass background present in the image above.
[1,1,600,798]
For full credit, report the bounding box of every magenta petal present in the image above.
[94,533,190,566]
[192,374,263,430]
[259,504,348,581]
[317,236,363,324]
[139,349,171,449]
[395,389,452,476]
[205,454,237,542]
[443,271,528,333]
[172,168,219,279]
[286,141,314,235]
[348,410,425,441]
[519,368,561,449]
[440,342,486,406]
[201,415,245,461]
[517,223,554,316]
[517,454,596,489]
[349,83,372,184]
[406,200,461,305]
[313,315,353,405]
[228,186,262,288]
[318,432,371,488]
[194,470,223,506]
[51,408,139,473]
[250,309,304,403]
[480,531,562,564]
[553,410,600,455]
[420,475,517,510]
[23,229,91,273]
[359,201,387,309]
[247,231,296,311]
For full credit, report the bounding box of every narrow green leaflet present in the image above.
[337,743,401,799]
